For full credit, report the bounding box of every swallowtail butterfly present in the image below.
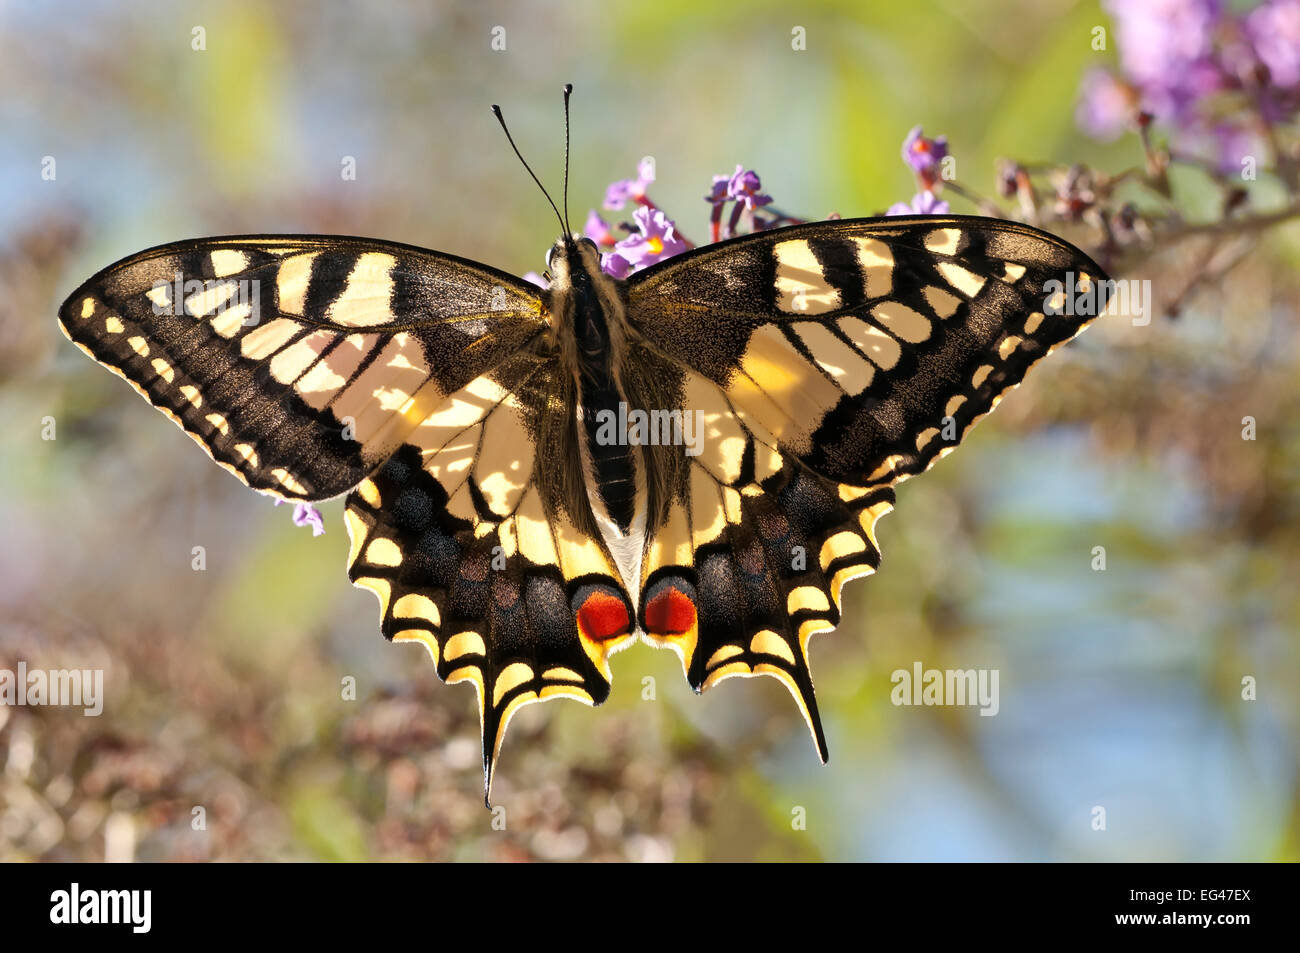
[58,88,1110,801]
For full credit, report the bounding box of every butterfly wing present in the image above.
[625,215,1111,753]
[342,348,636,800]
[630,364,893,760]
[58,235,547,500]
[59,235,633,799]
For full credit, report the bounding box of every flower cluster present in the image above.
[887,191,950,216]
[568,157,691,279]
[540,128,960,291]
[602,157,656,210]
[705,165,774,242]
[1078,0,1300,172]
[591,206,688,279]
[901,126,949,185]
[887,127,952,217]
[531,130,961,291]
[577,162,789,280]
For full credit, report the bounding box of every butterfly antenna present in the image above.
[491,103,566,236]
[562,83,573,235]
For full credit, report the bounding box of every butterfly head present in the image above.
[545,235,601,283]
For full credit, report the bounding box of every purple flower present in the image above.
[1076,68,1139,140]
[886,192,951,216]
[1105,0,1224,124]
[705,173,730,205]
[523,271,549,289]
[294,503,325,536]
[276,498,325,536]
[725,166,773,210]
[603,157,656,210]
[584,209,618,247]
[1201,123,1260,175]
[601,251,633,279]
[1108,0,1220,83]
[901,126,949,174]
[611,206,687,273]
[705,166,773,240]
[1247,0,1300,88]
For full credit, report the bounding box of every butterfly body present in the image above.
[59,214,1110,799]
[545,235,663,539]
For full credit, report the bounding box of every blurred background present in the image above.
[0,0,1296,861]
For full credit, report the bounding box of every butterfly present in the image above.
[57,88,1110,802]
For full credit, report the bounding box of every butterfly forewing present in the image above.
[58,235,548,500]
[626,215,1110,752]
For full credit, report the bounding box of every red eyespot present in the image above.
[644,585,697,636]
[576,590,631,642]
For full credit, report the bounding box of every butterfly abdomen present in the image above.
[580,381,638,532]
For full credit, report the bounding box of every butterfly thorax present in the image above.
[544,236,621,373]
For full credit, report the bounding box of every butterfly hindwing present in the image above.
[57,235,547,500]
[626,216,1110,753]
[341,347,636,799]
[634,367,895,756]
